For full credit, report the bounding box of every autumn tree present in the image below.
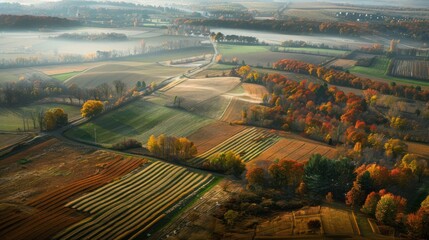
[384,138,408,160]
[224,210,239,226]
[246,167,266,189]
[375,193,407,226]
[361,191,381,216]
[398,154,427,183]
[81,100,104,118]
[43,108,68,131]
[146,134,197,161]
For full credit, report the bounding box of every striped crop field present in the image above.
[253,138,337,162]
[187,127,280,167]
[0,156,147,240]
[54,161,214,240]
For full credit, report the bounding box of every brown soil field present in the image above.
[253,138,337,163]
[221,84,268,122]
[163,77,241,109]
[242,83,268,100]
[0,133,31,149]
[327,59,357,69]
[0,138,147,240]
[320,207,356,235]
[187,121,245,154]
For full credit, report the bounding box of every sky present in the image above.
[0,0,428,8]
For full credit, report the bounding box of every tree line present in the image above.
[272,59,429,102]
[210,32,259,44]
[179,18,429,41]
[243,153,428,238]
[0,15,80,29]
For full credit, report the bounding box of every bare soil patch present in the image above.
[187,121,245,155]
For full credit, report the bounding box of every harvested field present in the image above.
[253,138,337,162]
[65,100,213,145]
[65,63,191,90]
[0,138,147,240]
[390,60,429,80]
[34,62,100,76]
[0,133,31,149]
[163,77,241,109]
[256,214,294,237]
[220,84,267,122]
[326,59,357,69]
[187,121,246,154]
[55,161,214,240]
[242,83,268,100]
[320,207,356,235]
[187,127,280,167]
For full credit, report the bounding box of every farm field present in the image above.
[0,143,147,240]
[349,56,429,87]
[187,121,246,154]
[187,127,280,167]
[50,71,83,82]
[0,103,81,131]
[278,47,350,57]
[0,133,32,151]
[255,205,359,238]
[161,77,241,110]
[121,45,214,63]
[326,59,357,68]
[390,59,429,81]
[252,138,337,163]
[218,44,332,66]
[0,68,52,83]
[56,161,214,240]
[65,62,192,89]
[0,138,139,203]
[64,100,213,145]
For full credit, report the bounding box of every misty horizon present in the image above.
[1,0,429,8]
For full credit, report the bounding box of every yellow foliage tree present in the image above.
[43,108,68,131]
[81,100,104,118]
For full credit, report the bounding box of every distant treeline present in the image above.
[179,19,429,41]
[0,15,80,29]
[54,32,128,41]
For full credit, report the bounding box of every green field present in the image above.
[65,100,213,145]
[349,56,429,87]
[218,44,271,55]
[50,71,83,82]
[0,103,81,131]
[278,47,350,57]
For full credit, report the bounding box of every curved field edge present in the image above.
[55,161,215,240]
[64,100,214,145]
[145,176,222,237]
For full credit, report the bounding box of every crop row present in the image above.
[54,161,213,240]
[0,155,146,240]
[390,60,429,80]
[188,127,280,166]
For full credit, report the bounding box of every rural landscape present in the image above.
[1,0,429,239]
